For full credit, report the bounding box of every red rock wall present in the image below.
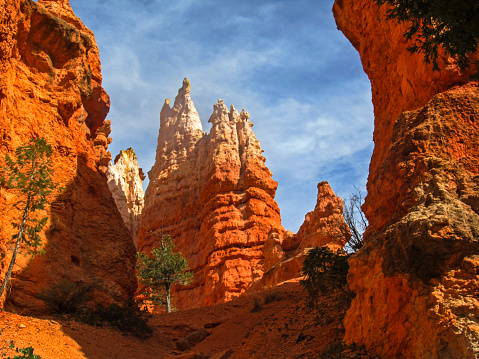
[333,0,479,357]
[0,0,137,311]
[138,79,284,309]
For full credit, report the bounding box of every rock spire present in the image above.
[138,80,284,309]
[107,148,145,249]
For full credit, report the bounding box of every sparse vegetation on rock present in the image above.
[2,342,41,359]
[77,298,152,339]
[374,0,479,70]
[300,246,351,309]
[37,279,93,315]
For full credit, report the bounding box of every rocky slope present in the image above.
[333,0,479,357]
[107,148,145,248]
[138,79,284,309]
[0,0,136,311]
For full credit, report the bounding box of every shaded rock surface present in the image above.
[107,148,145,248]
[176,326,207,351]
[138,79,284,309]
[0,0,136,310]
[334,0,479,357]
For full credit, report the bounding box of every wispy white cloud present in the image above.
[70,0,374,232]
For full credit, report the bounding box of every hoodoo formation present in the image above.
[138,78,285,309]
[0,0,136,310]
[254,181,349,290]
[107,148,145,249]
[334,0,479,357]
[138,79,350,309]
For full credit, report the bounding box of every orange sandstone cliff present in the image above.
[333,0,479,357]
[138,79,284,309]
[138,79,350,309]
[0,0,136,311]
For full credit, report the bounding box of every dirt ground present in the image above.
[0,280,373,359]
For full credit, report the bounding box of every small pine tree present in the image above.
[0,138,55,301]
[374,0,479,71]
[136,235,193,313]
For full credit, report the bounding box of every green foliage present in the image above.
[2,342,41,359]
[77,298,152,339]
[300,246,350,308]
[374,0,479,70]
[0,138,55,299]
[37,280,93,314]
[137,235,193,313]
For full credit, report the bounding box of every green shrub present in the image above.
[37,280,93,314]
[300,246,351,308]
[77,298,152,339]
[3,342,41,359]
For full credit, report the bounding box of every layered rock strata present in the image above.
[334,0,479,357]
[255,181,349,290]
[138,79,284,309]
[0,0,137,310]
[107,148,145,248]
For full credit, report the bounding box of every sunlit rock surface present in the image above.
[138,79,284,309]
[0,0,136,311]
[334,0,479,357]
[254,181,349,290]
[107,148,145,249]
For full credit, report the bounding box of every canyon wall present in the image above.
[138,79,284,309]
[0,0,137,311]
[107,148,145,248]
[333,0,479,357]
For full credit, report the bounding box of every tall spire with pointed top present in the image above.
[147,79,204,196]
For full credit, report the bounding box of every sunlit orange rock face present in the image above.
[254,181,349,290]
[0,0,136,311]
[138,79,284,309]
[334,0,479,357]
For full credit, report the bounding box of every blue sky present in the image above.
[69,0,374,232]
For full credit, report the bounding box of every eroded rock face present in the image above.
[107,148,145,249]
[0,0,136,311]
[255,181,349,290]
[334,0,479,357]
[138,79,283,309]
